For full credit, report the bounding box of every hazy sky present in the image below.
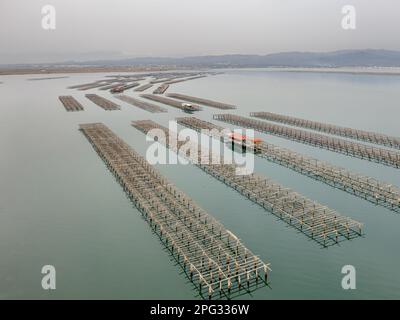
[0,0,399,64]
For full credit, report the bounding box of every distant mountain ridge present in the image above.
[66,49,400,68]
[3,49,400,68]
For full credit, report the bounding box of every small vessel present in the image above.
[226,132,262,153]
[181,103,199,113]
[110,86,124,93]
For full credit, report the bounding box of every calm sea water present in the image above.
[1,69,400,299]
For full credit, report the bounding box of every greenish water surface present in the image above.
[1,69,399,299]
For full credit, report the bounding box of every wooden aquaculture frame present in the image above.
[131,120,363,247]
[80,123,270,299]
[213,114,400,169]
[176,117,400,213]
[58,96,84,112]
[251,111,400,150]
[85,94,120,110]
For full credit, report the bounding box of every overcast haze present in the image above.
[0,0,399,64]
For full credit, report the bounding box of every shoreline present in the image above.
[1,65,400,76]
[0,65,178,76]
[265,67,400,76]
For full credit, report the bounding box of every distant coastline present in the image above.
[0,65,174,76]
[2,49,400,76]
[1,66,400,76]
[265,67,400,76]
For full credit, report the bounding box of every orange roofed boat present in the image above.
[226,132,263,152]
